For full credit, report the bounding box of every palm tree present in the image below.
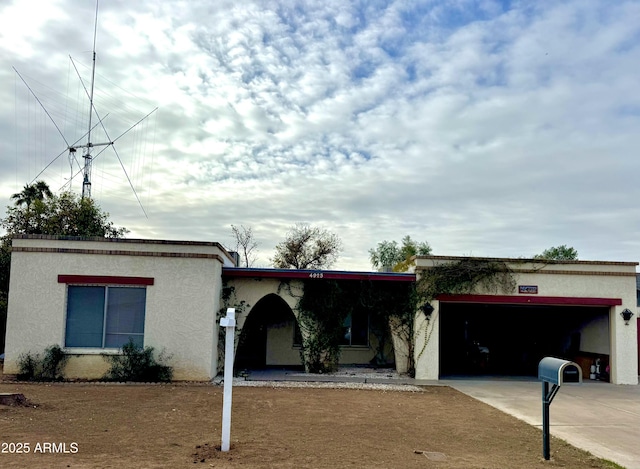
[11,181,53,207]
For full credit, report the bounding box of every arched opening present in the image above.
[235,294,302,372]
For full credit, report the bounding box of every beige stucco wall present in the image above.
[413,256,638,385]
[578,315,610,355]
[4,236,227,381]
[265,321,301,366]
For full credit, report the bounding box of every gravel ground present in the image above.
[231,378,424,392]
[228,366,425,392]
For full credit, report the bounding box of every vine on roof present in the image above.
[416,258,516,301]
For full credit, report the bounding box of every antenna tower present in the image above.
[66,0,113,199]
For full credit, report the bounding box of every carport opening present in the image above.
[439,302,610,378]
[235,294,302,372]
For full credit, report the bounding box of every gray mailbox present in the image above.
[538,356,582,385]
[538,357,582,460]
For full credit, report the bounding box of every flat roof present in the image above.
[222,267,416,282]
[13,234,235,263]
[14,234,225,248]
[415,254,638,267]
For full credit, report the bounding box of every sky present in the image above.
[0,0,639,271]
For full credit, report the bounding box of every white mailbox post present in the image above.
[220,308,236,452]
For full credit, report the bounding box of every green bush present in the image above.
[103,339,173,382]
[17,344,68,381]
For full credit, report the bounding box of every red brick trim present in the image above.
[58,275,154,286]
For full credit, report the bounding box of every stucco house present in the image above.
[2,235,638,384]
[3,235,234,381]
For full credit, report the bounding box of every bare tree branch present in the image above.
[230,225,259,267]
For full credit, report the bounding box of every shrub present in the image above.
[103,339,173,382]
[17,344,68,381]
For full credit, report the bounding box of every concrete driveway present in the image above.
[443,378,640,469]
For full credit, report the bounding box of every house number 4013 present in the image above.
[309,272,324,278]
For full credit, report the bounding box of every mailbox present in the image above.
[538,357,582,385]
[538,357,582,461]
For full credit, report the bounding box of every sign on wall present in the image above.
[519,285,538,294]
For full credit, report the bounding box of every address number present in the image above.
[309,272,324,278]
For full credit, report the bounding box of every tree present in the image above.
[272,223,342,269]
[1,191,128,238]
[230,224,258,268]
[533,245,578,261]
[369,235,432,272]
[11,181,53,207]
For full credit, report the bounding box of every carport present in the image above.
[438,294,619,379]
[413,256,638,385]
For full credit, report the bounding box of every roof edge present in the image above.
[222,267,416,282]
[414,254,638,267]
[12,234,235,262]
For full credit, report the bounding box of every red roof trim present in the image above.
[437,294,622,306]
[222,268,415,282]
[58,275,154,286]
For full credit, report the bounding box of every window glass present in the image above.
[65,285,146,348]
[341,313,352,345]
[340,311,369,346]
[105,287,146,348]
[65,286,105,347]
[350,310,369,346]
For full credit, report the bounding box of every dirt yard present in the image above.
[0,382,621,469]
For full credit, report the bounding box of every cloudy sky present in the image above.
[0,0,639,270]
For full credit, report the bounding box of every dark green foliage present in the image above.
[11,181,53,207]
[534,245,579,261]
[297,280,349,373]
[369,235,432,272]
[17,353,38,381]
[1,191,128,238]
[17,344,68,381]
[103,339,173,382]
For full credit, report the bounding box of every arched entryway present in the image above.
[235,294,302,371]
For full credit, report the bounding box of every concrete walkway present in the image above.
[244,370,639,468]
[443,378,640,469]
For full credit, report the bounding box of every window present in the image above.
[65,286,146,348]
[292,310,370,347]
[341,310,369,346]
